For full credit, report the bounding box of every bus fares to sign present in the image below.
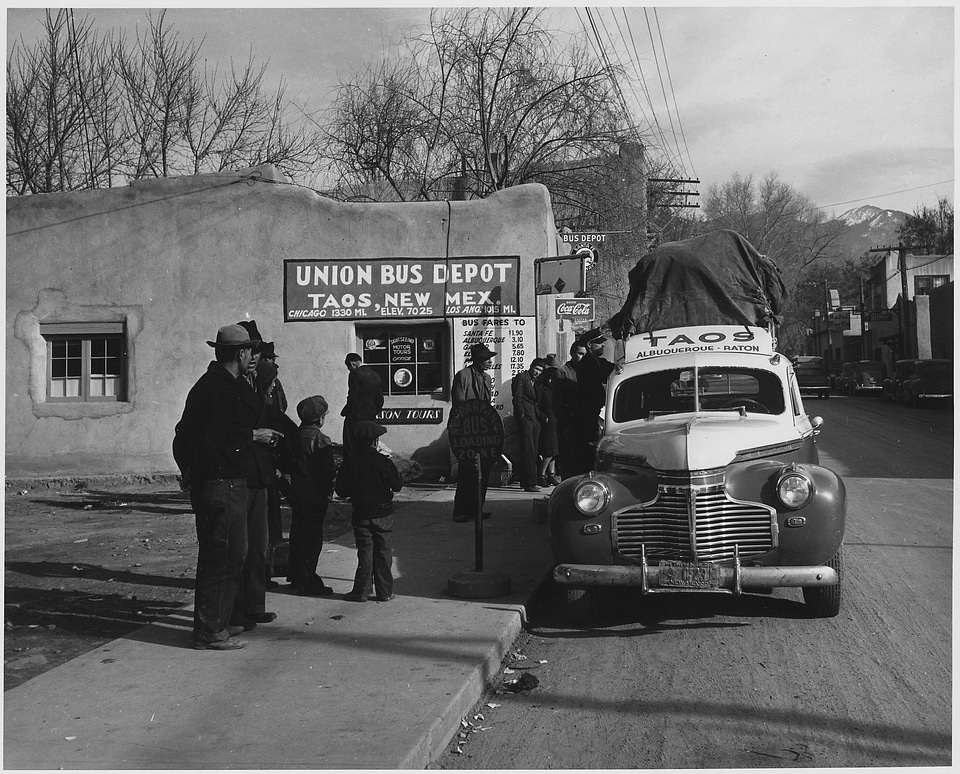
[284,257,520,321]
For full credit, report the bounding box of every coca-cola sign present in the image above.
[555,297,595,321]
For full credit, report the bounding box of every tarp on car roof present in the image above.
[608,230,787,339]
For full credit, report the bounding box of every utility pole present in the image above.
[868,242,933,359]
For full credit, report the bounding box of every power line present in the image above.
[815,180,954,209]
[643,9,684,170]
[652,9,696,177]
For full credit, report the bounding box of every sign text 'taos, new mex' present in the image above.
[283,257,520,321]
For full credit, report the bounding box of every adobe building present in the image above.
[7,165,574,481]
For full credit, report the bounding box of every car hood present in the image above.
[600,413,797,470]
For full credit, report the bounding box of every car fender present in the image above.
[724,459,846,565]
[547,469,659,565]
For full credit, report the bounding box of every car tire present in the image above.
[560,586,599,624]
[802,548,842,618]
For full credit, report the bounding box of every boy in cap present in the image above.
[334,421,402,602]
[288,396,339,596]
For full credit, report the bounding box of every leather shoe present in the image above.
[265,579,280,589]
[523,485,542,493]
[245,611,277,623]
[344,591,369,602]
[376,594,395,602]
[229,618,258,632]
[193,638,248,651]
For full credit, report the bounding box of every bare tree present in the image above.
[897,195,954,255]
[7,10,324,194]
[321,7,640,206]
[7,10,121,193]
[700,171,844,354]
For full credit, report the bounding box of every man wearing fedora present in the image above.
[173,324,284,650]
[450,343,497,523]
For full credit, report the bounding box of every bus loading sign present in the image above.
[284,256,520,321]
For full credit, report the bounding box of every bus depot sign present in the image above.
[283,256,520,321]
[452,316,535,431]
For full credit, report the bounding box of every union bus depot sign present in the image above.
[283,256,520,321]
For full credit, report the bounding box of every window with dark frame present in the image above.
[359,324,445,397]
[41,322,126,402]
[914,275,949,295]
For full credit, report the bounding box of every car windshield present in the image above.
[917,362,951,377]
[613,366,786,421]
[794,358,825,373]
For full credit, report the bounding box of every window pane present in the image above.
[363,336,388,364]
[390,365,416,395]
[389,336,416,364]
[65,378,81,397]
[418,363,443,393]
[369,364,389,394]
[418,334,440,362]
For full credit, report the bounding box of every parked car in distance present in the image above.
[838,360,886,396]
[883,359,920,402]
[793,356,831,398]
[826,360,844,391]
[901,359,953,407]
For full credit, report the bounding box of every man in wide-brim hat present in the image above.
[173,324,284,650]
[449,341,498,522]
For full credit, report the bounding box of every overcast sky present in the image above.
[6,5,955,218]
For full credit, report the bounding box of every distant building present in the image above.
[807,251,953,371]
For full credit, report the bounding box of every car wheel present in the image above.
[559,586,599,624]
[802,548,842,618]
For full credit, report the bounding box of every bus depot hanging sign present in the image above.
[284,257,520,321]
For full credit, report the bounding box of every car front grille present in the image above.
[612,468,776,563]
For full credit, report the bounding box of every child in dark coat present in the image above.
[334,421,402,602]
[288,395,339,596]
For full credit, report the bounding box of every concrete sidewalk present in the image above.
[3,486,554,770]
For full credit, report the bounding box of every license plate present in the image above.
[659,560,721,589]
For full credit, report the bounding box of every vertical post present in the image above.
[474,452,483,572]
[898,243,911,359]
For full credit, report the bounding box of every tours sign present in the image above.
[284,256,520,321]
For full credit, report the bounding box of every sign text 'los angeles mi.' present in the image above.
[284,257,520,321]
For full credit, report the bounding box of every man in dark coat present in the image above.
[553,341,587,480]
[340,353,384,457]
[512,358,546,492]
[570,334,620,476]
[451,343,497,522]
[173,324,283,650]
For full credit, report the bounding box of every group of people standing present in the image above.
[174,321,400,651]
[450,333,619,522]
[513,334,619,491]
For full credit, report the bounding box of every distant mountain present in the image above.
[826,205,908,262]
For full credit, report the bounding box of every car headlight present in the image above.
[575,480,610,515]
[777,467,813,509]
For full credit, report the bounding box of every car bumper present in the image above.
[554,560,839,594]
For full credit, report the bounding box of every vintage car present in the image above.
[793,355,831,398]
[548,325,846,621]
[837,360,886,396]
[882,359,919,402]
[901,358,953,407]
